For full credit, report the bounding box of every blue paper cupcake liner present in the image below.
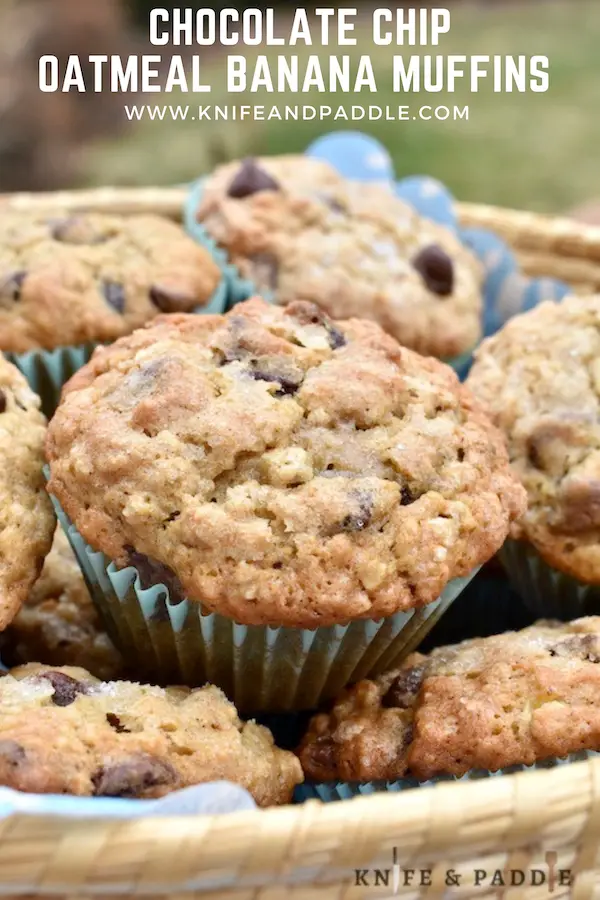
[499,539,600,621]
[49,491,478,715]
[296,751,599,802]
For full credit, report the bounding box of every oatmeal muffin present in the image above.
[196,156,483,361]
[299,617,600,782]
[0,663,302,803]
[46,298,524,629]
[0,357,54,629]
[467,295,600,613]
[0,529,124,680]
[0,212,222,353]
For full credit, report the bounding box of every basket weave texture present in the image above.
[1,186,600,898]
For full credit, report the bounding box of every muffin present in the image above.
[0,356,55,630]
[1,211,225,413]
[45,298,525,710]
[0,663,302,805]
[0,528,125,681]
[195,156,483,364]
[298,617,600,786]
[467,294,600,617]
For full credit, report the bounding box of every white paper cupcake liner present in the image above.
[296,751,599,802]
[499,538,600,620]
[49,493,478,714]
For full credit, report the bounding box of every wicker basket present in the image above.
[2,186,600,899]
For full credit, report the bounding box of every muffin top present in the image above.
[467,294,600,582]
[0,212,221,352]
[0,663,302,804]
[298,617,600,782]
[0,357,55,629]
[197,156,483,360]
[0,528,125,681]
[46,298,524,628]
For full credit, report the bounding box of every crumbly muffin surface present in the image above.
[0,213,221,352]
[468,295,600,581]
[298,617,600,782]
[197,156,483,360]
[46,298,524,628]
[0,663,302,804]
[0,357,54,629]
[1,529,124,680]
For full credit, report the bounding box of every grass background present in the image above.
[85,1,599,213]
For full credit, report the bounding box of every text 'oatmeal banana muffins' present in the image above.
[196,156,483,364]
[467,294,600,617]
[0,663,302,805]
[0,357,55,630]
[46,298,524,711]
[1,212,225,414]
[298,617,600,788]
[0,528,125,681]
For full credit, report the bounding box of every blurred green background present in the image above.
[1,1,598,215]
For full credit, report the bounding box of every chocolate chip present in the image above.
[0,740,26,767]
[102,281,126,314]
[248,369,302,397]
[306,735,336,773]
[40,671,89,707]
[150,286,196,313]
[0,391,6,414]
[106,713,130,733]
[327,325,346,350]
[400,486,415,506]
[49,216,107,245]
[319,194,345,214]
[382,665,426,709]
[549,633,600,663]
[249,253,279,290]
[412,244,454,296]
[92,756,177,798]
[125,547,185,605]
[339,491,373,533]
[0,271,26,303]
[227,158,280,199]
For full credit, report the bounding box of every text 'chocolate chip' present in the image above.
[227,158,280,199]
[412,244,454,296]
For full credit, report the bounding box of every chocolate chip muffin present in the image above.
[46,297,524,629]
[0,663,302,804]
[0,529,124,680]
[299,617,600,782]
[0,357,55,629]
[467,295,600,613]
[196,156,483,361]
[0,212,222,352]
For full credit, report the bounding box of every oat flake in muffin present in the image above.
[196,156,483,360]
[468,294,600,583]
[46,297,524,628]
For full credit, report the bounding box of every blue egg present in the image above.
[396,176,458,230]
[306,132,395,184]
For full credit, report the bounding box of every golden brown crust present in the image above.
[46,298,524,627]
[0,358,55,629]
[0,663,302,805]
[467,294,600,582]
[0,529,125,680]
[298,617,600,782]
[0,213,221,352]
[198,156,483,360]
